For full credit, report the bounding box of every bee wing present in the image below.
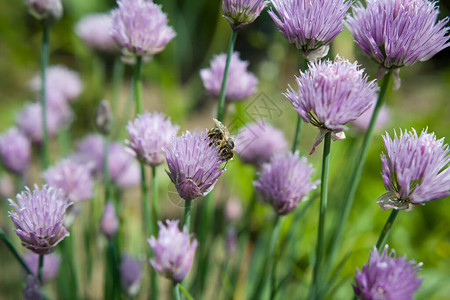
[213,118,231,138]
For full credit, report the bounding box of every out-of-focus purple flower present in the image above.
[100,202,119,239]
[8,185,70,254]
[353,246,422,300]
[75,134,105,176]
[126,112,179,167]
[25,0,62,24]
[254,152,318,215]
[111,0,176,58]
[378,128,450,211]
[285,56,378,154]
[235,120,288,166]
[120,254,143,297]
[148,220,198,283]
[0,174,15,199]
[30,65,83,102]
[226,227,238,255]
[222,0,268,30]
[17,102,73,144]
[200,52,258,102]
[352,103,390,133]
[347,0,450,70]
[43,159,94,203]
[269,0,352,60]
[75,13,119,53]
[95,100,113,136]
[0,127,31,174]
[24,252,60,284]
[163,131,225,201]
[225,198,243,222]
[108,142,141,189]
[23,276,43,300]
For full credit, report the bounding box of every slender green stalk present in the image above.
[61,234,79,299]
[291,115,303,153]
[151,166,159,231]
[173,284,181,300]
[106,239,118,300]
[375,209,399,250]
[178,283,195,300]
[311,132,332,299]
[134,56,143,115]
[140,165,151,236]
[217,29,238,122]
[103,137,110,202]
[184,200,192,231]
[269,216,282,300]
[40,24,50,169]
[38,254,44,284]
[0,228,32,274]
[326,71,392,271]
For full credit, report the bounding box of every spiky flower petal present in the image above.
[163,131,225,201]
[347,0,450,69]
[353,246,422,300]
[111,0,176,58]
[148,220,198,283]
[269,0,352,60]
[254,152,318,215]
[126,112,179,167]
[284,56,378,154]
[200,52,258,102]
[222,0,268,30]
[8,185,70,254]
[379,128,450,211]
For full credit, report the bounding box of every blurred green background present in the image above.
[0,0,449,299]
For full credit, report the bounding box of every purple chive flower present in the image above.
[8,185,70,254]
[120,254,143,297]
[269,0,352,60]
[108,142,141,189]
[222,0,268,30]
[23,276,43,300]
[378,128,450,211]
[148,220,198,283]
[347,0,450,70]
[75,13,119,53]
[43,159,94,203]
[163,131,225,201]
[0,127,31,175]
[235,120,288,166]
[200,52,258,102]
[0,174,15,199]
[25,0,62,24]
[352,103,390,133]
[353,246,422,300]
[75,134,105,176]
[100,202,119,239]
[284,56,378,154]
[254,152,318,215]
[24,252,60,284]
[126,112,180,167]
[17,102,73,144]
[111,0,176,58]
[30,65,83,102]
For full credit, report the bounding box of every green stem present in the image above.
[152,166,159,231]
[291,115,303,153]
[216,29,238,122]
[184,200,192,231]
[62,233,79,299]
[134,56,143,115]
[103,137,110,202]
[40,24,50,169]
[140,164,151,237]
[106,239,118,300]
[375,209,399,250]
[38,254,44,284]
[173,283,181,300]
[0,228,32,275]
[311,132,332,299]
[326,71,392,272]
[178,283,195,300]
[269,216,282,300]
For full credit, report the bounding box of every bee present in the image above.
[207,118,234,161]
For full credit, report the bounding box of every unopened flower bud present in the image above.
[100,202,119,239]
[25,0,63,25]
[95,100,113,136]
